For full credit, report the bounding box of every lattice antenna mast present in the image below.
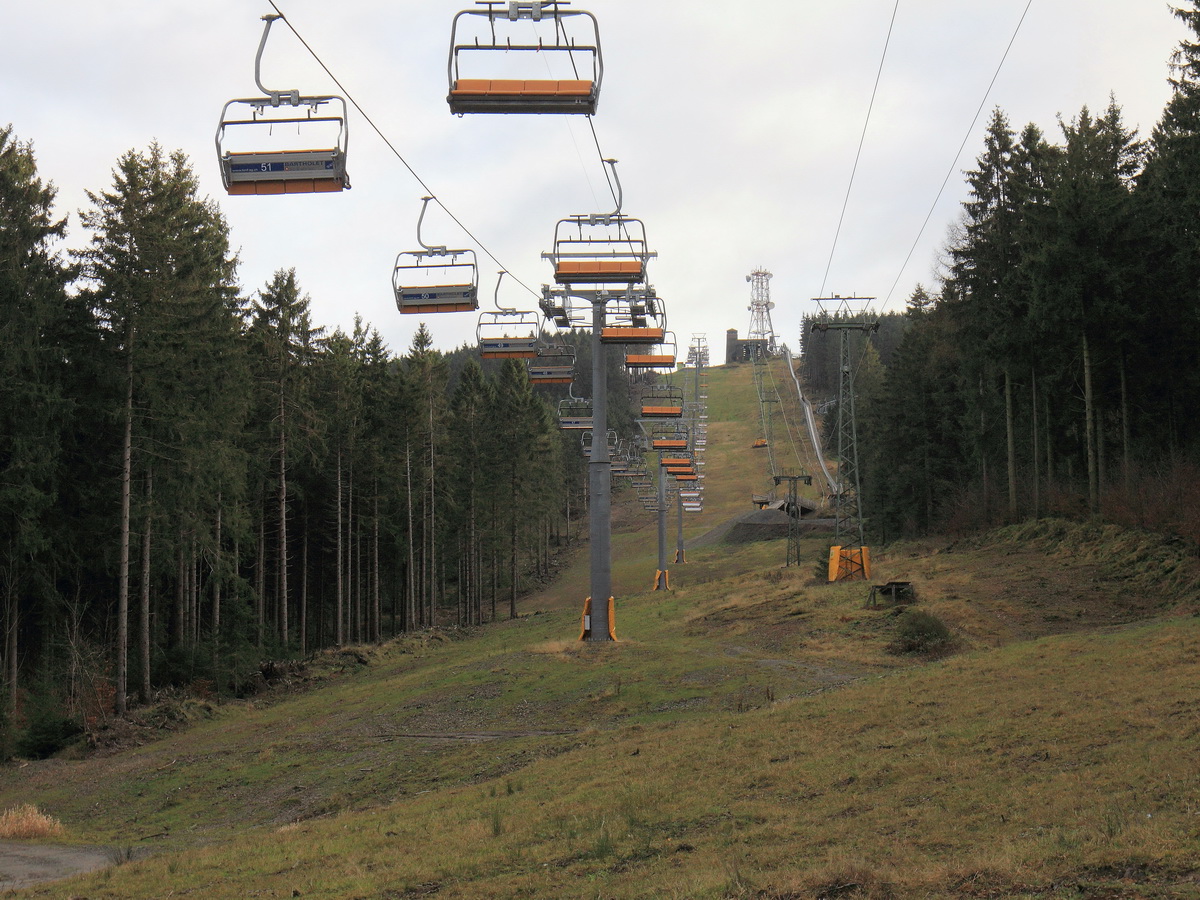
[809,295,879,546]
[746,268,778,357]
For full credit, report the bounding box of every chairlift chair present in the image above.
[539,287,586,328]
[478,272,539,358]
[544,160,654,285]
[478,311,540,358]
[527,342,575,384]
[649,423,688,451]
[558,395,593,430]
[548,214,651,285]
[600,289,665,344]
[609,440,634,473]
[216,15,350,195]
[612,462,644,479]
[625,331,677,370]
[660,453,693,468]
[394,250,478,314]
[581,429,617,458]
[448,1,603,115]
[393,197,479,314]
[618,456,649,480]
[641,384,685,419]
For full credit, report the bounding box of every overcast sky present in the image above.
[1,1,1187,359]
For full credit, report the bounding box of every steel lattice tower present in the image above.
[810,296,878,548]
[746,268,778,357]
[774,471,814,567]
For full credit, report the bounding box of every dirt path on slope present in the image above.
[0,841,120,890]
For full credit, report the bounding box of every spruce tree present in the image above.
[1029,102,1142,512]
[78,144,242,712]
[249,269,322,651]
[0,126,72,719]
[1136,1,1200,450]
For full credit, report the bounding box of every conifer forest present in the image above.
[800,5,1200,545]
[0,133,641,751]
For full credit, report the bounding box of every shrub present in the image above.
[16,695,83,759]
[0,804,64,839]
[892,609,952,655]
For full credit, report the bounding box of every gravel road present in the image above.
[0,841,116,890]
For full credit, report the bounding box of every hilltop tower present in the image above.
[746,268,778,357]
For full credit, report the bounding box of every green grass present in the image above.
[6,362,1200,899]
[21,609,1200,898]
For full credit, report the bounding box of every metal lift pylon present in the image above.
[566,161,657,641]
[810,295,878,581]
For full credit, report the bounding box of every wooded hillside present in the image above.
[0,132,642,755]
[799,5,1200,544]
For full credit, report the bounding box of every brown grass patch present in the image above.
[0,803,65,839]
[527,639,580,656]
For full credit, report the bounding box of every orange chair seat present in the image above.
[557,260,643,276]
[601,327,665,344]
[399,301,476,314]
[625,354,674,367]
[452,79,593,97]
[227,178,344,195]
